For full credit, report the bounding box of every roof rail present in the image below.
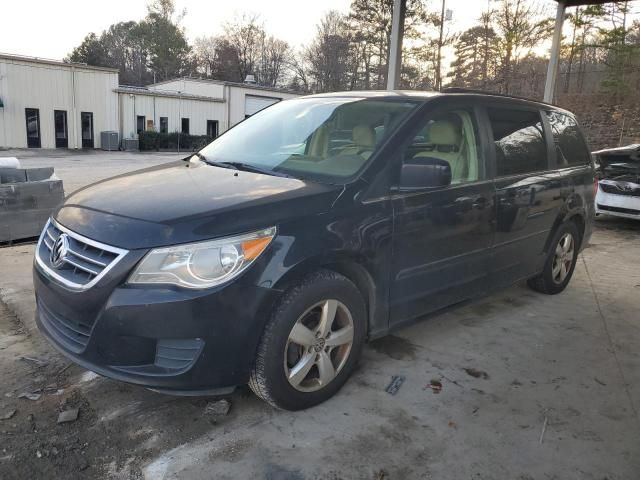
[441,87,555,107]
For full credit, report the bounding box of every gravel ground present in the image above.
[2,148,183,194]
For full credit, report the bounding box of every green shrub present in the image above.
[138,131,214,151]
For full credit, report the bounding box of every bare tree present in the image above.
[298,11,354,92]
[493,0,553,94]
[222,14,291,86]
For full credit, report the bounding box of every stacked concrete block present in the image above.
[0,166,64,243]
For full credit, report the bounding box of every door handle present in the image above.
[472,197,488,209]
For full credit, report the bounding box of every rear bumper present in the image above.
[34,266,280,394]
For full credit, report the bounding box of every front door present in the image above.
[390,104,495,325]
[81,112,94,148]
[207,120,218,138]
[25,108,41,148]
[54,110,68,148]
[137,115,146,135]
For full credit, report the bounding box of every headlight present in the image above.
[128,227,276,289]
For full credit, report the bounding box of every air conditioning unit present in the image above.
[101,131,119,151]
[123,138,139,151]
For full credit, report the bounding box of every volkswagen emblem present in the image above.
[50,234,69,269]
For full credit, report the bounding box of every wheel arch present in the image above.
[272,255,380,337]
[544,209,586,254]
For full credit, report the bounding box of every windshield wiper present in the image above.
[189,152,240,172]
[216,162,292,178]
[189,152,210,163]
[198,155,240,171]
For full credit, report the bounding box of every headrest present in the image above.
[429,120,461,146]
[352,125,376,148]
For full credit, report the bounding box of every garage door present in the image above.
[245,95,281,117]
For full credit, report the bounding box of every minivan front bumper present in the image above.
[33,262,280,395]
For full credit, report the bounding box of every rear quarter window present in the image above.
[487,107,547,177]
[546,111,591,167]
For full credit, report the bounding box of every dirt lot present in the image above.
[0,151,638,479]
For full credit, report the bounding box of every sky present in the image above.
[1,0,528,60]
[1,0,637,67]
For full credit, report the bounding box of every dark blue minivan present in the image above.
[33,91,595,410]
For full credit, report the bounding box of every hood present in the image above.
[594,144,640,183]
[55,160,342,249]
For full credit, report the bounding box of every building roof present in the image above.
[0,52,119,73]
[149,77,300,95]
[115,86,224,102]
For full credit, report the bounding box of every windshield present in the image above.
[199,97,420,183]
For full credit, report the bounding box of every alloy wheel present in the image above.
[552,232,575,284]
[284,300,354,393]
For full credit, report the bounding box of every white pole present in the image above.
[543,1,566,103]
[0,71,6,149]
[387,0,406,90]
[436,0,446,90]
[71,66,78,149]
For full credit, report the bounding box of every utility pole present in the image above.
[543,1,567,103]
[387,0,407,90]
[436,0,446,91]
[482,0,491,87]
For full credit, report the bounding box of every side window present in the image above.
[403,108,483,184]
[546,111,590,167]
[487,108,547,176]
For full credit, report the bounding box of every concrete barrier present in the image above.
[0,167,64,243]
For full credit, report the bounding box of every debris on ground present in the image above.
[57,408,80,424]
[376,469,388,480]
[18,356,48,367]
[205,399,231,416]
[441,374,463,388]
[0,409,16,420]
[463,368,490,380]
[18,392,41,401]
[448,421,458,429]
[385,375,405,395]
[424,379,442,394]
[594,377,607,386]
[539,416,548,444]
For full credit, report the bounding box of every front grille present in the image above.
[35,219,128,291]
[37,299,91,353]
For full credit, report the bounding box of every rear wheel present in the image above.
[527,222,579,295]
[249,270,366,410]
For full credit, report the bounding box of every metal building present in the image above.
[0,53,299,150]
[147,78,299,131]
[0,53,119,149]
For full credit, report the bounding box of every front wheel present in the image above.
[249,270,366,410]
[527,222,580,295]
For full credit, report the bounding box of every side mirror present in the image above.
[400,157,452,190]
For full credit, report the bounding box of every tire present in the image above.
[249,269,366,410]
[527,221,580,295]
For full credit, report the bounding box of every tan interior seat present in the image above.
[340,124,376,159]
[308,124,329,157]
[414,120,466,181]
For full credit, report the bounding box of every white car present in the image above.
[594,144,640,220]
